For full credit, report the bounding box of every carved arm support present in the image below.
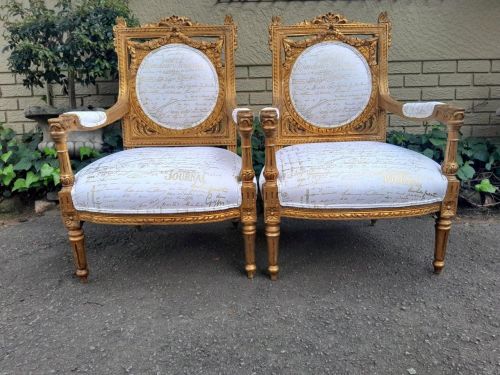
[379,92,465,217]
[234,108,257,222]
[260,107,281,224]
[48,98,129,221]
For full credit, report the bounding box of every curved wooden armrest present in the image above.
[379,93,463,124]
[48,99,129,134]
[47,99,129,207]
[379,92,465,218]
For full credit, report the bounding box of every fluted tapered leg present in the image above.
[242,222,256,278]
[266,223,280,280]
[67,221,88,282]
[434,216,452,273]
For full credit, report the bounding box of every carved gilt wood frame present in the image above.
[269,12,390,146]
[48,16,258,281]
[262,13,465,280]
[114,15,238,150]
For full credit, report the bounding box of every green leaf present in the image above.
[474,179,497,193]
[40,163,54,178]
[0,151,13,163]
[470,143,489,162]
[12,178,27,192]
[78,146,100,160]
[43,147,57,158]
[25,171,40,188]
[429,138,447,147]
[1,165,16,186]
[456,162,475,181]
[13,158,32,171]
[53,169,60,186]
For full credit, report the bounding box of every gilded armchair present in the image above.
[261,12,464,279]
[49,16,257,281]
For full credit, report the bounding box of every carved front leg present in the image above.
[261,108,281,280]
[434,109,464,273]
[49,117,88,282]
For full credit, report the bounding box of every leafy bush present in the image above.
[387,125,500,182]
[0,122,125,200]
[0,0,138,107]
[0,124,60,199]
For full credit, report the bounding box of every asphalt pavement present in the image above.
[0,208,498,374]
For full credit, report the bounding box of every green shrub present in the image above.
[387,125,500,182]
[0,0,138,107]
[0,124,60,198]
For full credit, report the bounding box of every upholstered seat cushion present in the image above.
[259,141,448,209]
[72,147,245,214]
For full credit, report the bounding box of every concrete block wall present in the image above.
[235,59,500,137]
[1,60,499,138]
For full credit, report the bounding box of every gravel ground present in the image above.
[0,208,499,374]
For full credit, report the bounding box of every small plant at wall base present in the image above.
[0,125,60,201]
[0,123,122,209]
[387,124,500,208]
[0,0,138,108]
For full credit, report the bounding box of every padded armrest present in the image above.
[261,107,280,120]
[63,111,107,128]
[402,102,444,119]
[232,107,251,123]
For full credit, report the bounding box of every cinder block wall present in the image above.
[1,0,499,138]
[235,60,500,137]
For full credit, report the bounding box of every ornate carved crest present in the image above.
[142,15,199,28]
[298,12,348,26]
[128,32,223,71]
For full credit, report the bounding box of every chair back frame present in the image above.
[269,12,391,147]
[113,15,238,150]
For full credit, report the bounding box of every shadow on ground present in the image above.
[0,209,499,374]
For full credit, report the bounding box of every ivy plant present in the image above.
[0,125,60,198]
[386,124,500,183]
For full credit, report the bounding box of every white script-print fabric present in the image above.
[72,147,244,214]
[402,102,444,119]
[136,44,219,130]
[259,141,448,209]
[64,111,107,127]
[289,41,372,128]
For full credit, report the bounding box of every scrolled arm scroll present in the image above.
[53,98,129,133]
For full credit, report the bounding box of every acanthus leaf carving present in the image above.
[298,12,348,26]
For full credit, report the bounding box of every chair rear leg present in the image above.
[242,222,256,279]
[266,222,280,280]
[66,220,88,282]
[434,215,452,273]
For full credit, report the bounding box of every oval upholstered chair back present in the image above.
[113,16,238,151]
[269,12,392,146]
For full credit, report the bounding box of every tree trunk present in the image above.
[67,69,77,109]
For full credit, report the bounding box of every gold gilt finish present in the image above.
[263,12,464,279]
[49,16,257,281]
